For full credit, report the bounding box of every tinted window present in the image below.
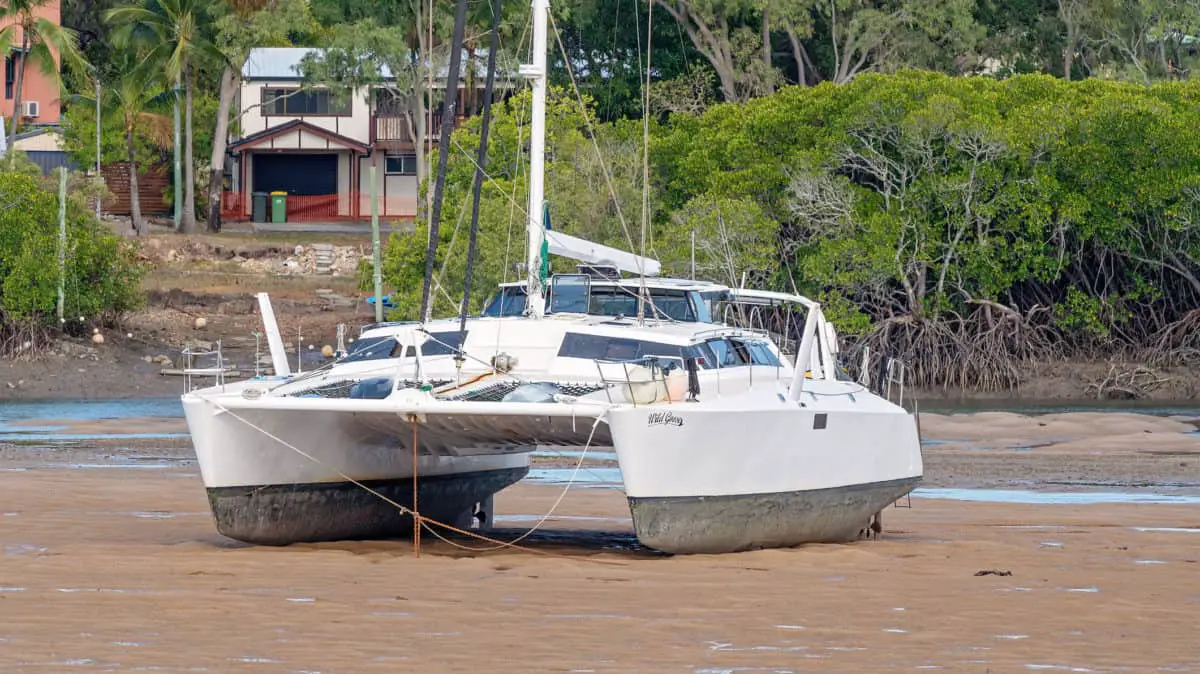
[340,336,400,363]
[699,337,779,367]
[588,288,697,322]
[550,274,591,313]
[421,331,468,356]
[741,339,781,366]
[706,337,748,367]
[481,287,527,317]
[557,333,689,362]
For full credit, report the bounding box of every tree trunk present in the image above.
[205,66,237,232]
[6,28,29,164]
[415,0,433,217]
[126,123,145,236]
[181,58,197,234]
[1061,12,1075,81]
[761,10,771,72]
[786,27,808,85]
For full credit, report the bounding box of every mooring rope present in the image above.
[417,415,604,553]
[195,394,626,564]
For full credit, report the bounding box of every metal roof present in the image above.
[242,47,513,82]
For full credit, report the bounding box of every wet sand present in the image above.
[3,407,1200,671]
[2,466,1200,672]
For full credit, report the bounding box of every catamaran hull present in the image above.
[206,469,527,545]
[182,392,531,545]
[608,401,923,554]
[626,477,920,554]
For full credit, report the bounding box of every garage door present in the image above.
[252,153,337,196]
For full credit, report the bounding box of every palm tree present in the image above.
[75,58,173,236]
[106,0,222,234]
[0,0,87,161]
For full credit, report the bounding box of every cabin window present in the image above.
[698,337,781,368]
[587,288,697,322]
[261,87,351,116]
[743,339,781,366]
[340,336,401,362]
[549,274,591,313]
[417,331,467,356]
[557,333,690,362]
[481,287,527,317]
[385,154,418,175]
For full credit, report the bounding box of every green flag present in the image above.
[539,200,551,283]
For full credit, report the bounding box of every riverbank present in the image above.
[7,326,1200,403]
[5,229,1200,402]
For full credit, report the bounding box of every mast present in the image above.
[520,0,549,319]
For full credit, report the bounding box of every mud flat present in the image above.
[1,464,1200,672]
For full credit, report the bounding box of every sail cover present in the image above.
[544,230,661,277]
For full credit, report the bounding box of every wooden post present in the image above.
[57,168,66,323]
[370,164,383,323]
[94,78,101,219]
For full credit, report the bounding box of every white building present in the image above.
[226,47,509,222]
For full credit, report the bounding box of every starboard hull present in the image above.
[608,394,924,554]
[627,476,920,554]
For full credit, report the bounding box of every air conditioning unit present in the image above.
[21,100,38,118]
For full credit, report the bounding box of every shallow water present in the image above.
[0,397,185,441]
[0,397,183,423]
[913,488,1200,505]
[920,399,1200,417]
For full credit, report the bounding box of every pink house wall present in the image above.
[0,0,62,124]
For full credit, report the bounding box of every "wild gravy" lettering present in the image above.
[647,411,685,427]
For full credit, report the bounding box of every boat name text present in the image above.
[647,411,685,428]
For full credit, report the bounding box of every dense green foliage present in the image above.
[43,0,1200,388]
[0,171,146,350]
[383,72,1200,389]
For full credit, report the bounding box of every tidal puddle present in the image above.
[533,448,619,462]
[705,641,809,653]
[914,488,1200,505]
[1132,527,1200,533]
[4,543,48,556]
[495,514,631,525]
[695,668,796,674]
[525,467,624,486]
[0,397,184,441]
[0,431,189,441]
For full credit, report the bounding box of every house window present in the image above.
[260,87,350,116]
[4,56,14,99]
[385,154,418,175]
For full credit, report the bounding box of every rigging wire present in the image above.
[457,0,503,356]
[419,0,471,325]
[636,0,653,324]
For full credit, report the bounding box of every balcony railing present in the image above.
[371,113,463,145]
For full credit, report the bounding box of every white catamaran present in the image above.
[180,0,923,553]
